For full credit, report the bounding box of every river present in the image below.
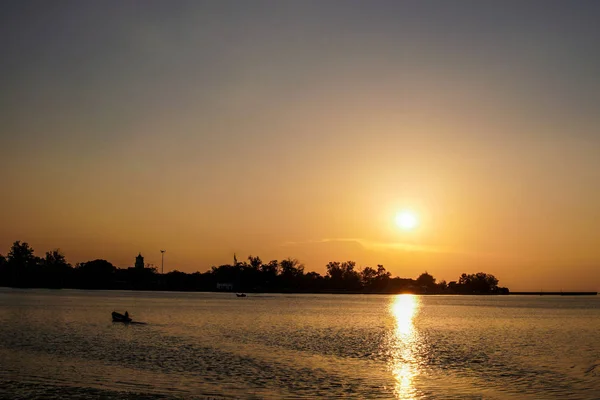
[0,289,598,399]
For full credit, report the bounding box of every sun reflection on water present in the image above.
[389,294,420,399]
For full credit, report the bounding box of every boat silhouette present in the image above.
[112,311,147,324]
[112,311,132,323]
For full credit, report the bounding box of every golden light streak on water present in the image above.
[389,294,420,399]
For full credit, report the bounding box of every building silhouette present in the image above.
[135,253,144,269]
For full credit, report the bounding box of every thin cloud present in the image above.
[282,237,444,253]
[282,237,515,259]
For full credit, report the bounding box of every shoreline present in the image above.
[509,291,598,296]
[1,286,597,296]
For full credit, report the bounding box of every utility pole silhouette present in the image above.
[160,250,166,274]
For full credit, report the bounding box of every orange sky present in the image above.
[1,2,599,291]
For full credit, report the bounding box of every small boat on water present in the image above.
[236,293,247,297]
[112,311,132,323]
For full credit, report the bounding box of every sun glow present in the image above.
[395,211,419,231]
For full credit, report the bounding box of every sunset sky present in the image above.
[1,1,599,291]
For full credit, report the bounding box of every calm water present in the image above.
[0,289,598,399]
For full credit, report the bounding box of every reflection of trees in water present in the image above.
[388,295,420,400]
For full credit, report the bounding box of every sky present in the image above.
[1,1,600,291]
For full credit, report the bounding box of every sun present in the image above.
[395,210,419,230]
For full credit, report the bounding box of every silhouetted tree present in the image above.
[41,249,72,288]
[6,241,40,286]
[387,277,416,292]
[43,249,68,267]
[447,281,458,292]
[211,264,240,285]
[360,264,393,292]
[242,256,263,290]
[303,271,325,291]
[0,254,7,286]
[457,272,500,293]
[416,272,436,292]
[343,261,362,290]
[260,259,279,290]
[76,259,116,289]
[7,241,37,267]
[280,258,304,290]
[361,266,378,287]
[326,261,344,283]
[248,255,262,269]
[374,265,392,290]
[280,258,304,277]
[163,270,192,290]
[326,261,361,291]
[116,262,158,290]
[376,264,391,279]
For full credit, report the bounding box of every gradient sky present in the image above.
[2,1,600,291]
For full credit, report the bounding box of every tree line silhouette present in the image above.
[0,241,509,294]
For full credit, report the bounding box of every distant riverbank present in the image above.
[510,291,597,296]
[2,241,510,295]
